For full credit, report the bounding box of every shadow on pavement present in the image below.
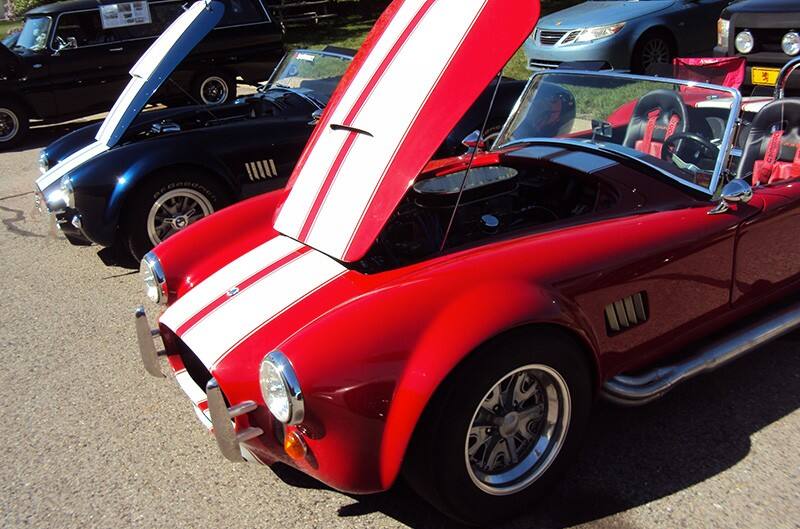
[270,335,800,529]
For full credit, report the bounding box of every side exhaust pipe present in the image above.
[603,300,800,405]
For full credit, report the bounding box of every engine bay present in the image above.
[356,154,619,273]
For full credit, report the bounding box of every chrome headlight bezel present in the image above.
[735,30,754,54]
[140,252,168,305]
[259,351,304,425]
[60,177,74,208]
[717,18,730,50]
[782,32,800,56]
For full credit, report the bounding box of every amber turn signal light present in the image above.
[284,430,307,461]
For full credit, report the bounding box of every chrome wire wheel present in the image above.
[0,108,20,142]
[640,38,671,71]
[200,76,229,105]
[146,188,214,246]
[465,364,570,496]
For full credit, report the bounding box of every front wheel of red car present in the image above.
[405,330,592,526]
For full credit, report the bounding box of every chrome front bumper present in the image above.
[135,306,263,462]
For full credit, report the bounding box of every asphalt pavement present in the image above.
[0,122,798,529]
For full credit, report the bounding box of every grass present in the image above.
[0,19,21,36]
[285,0,583,81]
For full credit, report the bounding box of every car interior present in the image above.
[737,99,800,186]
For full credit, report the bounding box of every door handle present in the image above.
[109,47,124,52]
[32,63,43,69]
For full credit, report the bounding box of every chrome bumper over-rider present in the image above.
[134,306,261,462]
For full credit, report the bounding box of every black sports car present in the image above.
[35,3,524,261]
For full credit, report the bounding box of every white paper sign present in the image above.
[99,2,153,29]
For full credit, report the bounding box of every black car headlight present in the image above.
[60,177,74,208]
[259,351,304,425]
[38,150,50,174]
[140,252,168,305]
[783,32,800,56]
[735,30,754,54]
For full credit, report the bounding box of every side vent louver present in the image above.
[605,292,648,335]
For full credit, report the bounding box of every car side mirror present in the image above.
[708,179,753,215]
[462,130,486,151]
[308,109,323,126]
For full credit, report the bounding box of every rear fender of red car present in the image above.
[154,189,288,302]
[377,277,597,488]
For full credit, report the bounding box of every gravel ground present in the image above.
[0,122,798,529]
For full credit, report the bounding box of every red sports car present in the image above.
[134,0,800,524]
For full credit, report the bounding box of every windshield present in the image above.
[496,71,740,194]
[264,49,352,106]
[16,16,51,52]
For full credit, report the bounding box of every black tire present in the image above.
[0,100,29,150]
[122,169,230,260]
[192,71,237,106]
[404,329,593,526]
[631,31,674,74]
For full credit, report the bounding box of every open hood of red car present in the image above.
[274,0,540,262]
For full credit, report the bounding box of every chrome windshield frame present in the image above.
[264,48,353,88]
[494,70,743,198]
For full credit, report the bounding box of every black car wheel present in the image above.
[632,31,674,74]
[193,71,237,105]
[0,100,29,149]
[123,170,229,260]
[405,329,592,526]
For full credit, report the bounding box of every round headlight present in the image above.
[259,351,304,425]
[38,150,50,174]
[140,252,167,305]
[60,177,74,208]
[735,30,754,54]
[783,32,800,56]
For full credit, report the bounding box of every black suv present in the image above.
[0,0,284,148]
[715,0,800,90]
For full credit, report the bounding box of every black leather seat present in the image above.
[738,99,800,185]
[623,90,688,158]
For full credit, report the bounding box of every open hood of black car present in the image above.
[94,0,223,147]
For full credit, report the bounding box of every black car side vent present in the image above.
[605,292,648,334]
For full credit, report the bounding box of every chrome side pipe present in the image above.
[603,300,800,405]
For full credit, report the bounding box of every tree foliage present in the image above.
[11,0,57,18]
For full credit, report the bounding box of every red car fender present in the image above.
[377,278,597,488]
[154,189,288,301]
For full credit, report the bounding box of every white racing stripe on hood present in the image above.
[160,235,303,330]
[172,249,346,370]
[305,0,486,256]
[273,0,429,233]
[35,141,110,192]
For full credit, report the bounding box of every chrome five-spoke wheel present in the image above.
[146,188,214,246]
[465,364,570,495]
[404,331,590,525]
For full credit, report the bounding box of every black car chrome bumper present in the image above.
[135,306,263,462]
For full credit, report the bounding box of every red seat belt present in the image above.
[753,130,784,185]
[665,114,681,141]
[640,109,660,154]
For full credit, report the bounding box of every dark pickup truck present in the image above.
[714,0,800,90]
[0,0,284,148]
